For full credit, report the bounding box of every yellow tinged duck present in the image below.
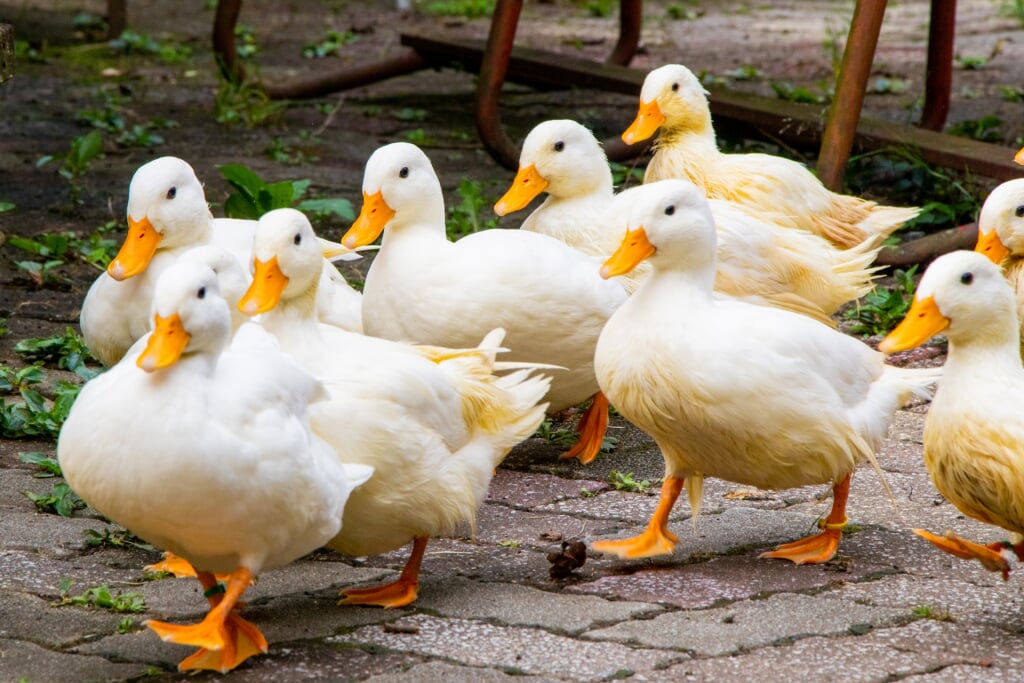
[621,64,919,249]
[880,250,1024,579]
[80,156,364,367]
[239,208,551,608]
[973,178,1024,359]
[495,118,880,323]
[58,261,373,672]
[590,179,939,562]
[341,142,627,465]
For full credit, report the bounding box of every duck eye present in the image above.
[1015,205,1024,218]
[671,82,679,92]
[294,233,302,246]
[665,205,675,216]
[399,166,409,179]
[553,141,565,152]
[197,286,206,299]
[960,272,973,285]
[166,186,177,200]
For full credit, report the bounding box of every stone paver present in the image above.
[332,614,684,680]
[413,576,661,633]
[0,637,148,682]
[566,550,895,608]
[582,592,908,655]
[362,659,568,683]
[627,632,967,682]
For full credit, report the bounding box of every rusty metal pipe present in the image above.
[817,0,887,191]
[106,0,126,39]
[874,223,978,267]
[606,0,642,67]
[475,0,524,169]
[920,0,956,131]
[213,0,244,83]
[265,50,429,100]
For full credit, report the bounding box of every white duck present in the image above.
[621,64,919,249]
[58,261,373,672]
[590,179,938,563]
[880,251,1024,579]
[495,118,879,322]
[973,178,1024,359]
[238,208,551,608]
[80,156,363,367]
[341,142,628,464]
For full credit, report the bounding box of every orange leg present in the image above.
[592,476,683,559]
[761,473,850,565]
[145,552,231,582]
[145,551,200,578]
[340,537,427,608]
[146,567,268,673]
[562,392,610,465]
[914,529,1014,581]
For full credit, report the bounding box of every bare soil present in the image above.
[1,0,1021,364]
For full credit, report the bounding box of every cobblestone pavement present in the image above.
[3,1,1024,681]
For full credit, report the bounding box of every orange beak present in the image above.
[1015,146,1024,165]
[342,190,395,249]
[494,164,549,216]
[108,215,162,281]
[622,100,666,145]
[137,312,190,371]
[600,227,655,279]
[975,229,1011,265]
[878,295,950,354]
[238,256,289,316]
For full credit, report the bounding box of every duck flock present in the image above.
[55,63,1024,673]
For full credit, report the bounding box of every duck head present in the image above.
[622,64,712,145]
[110,157,213,281]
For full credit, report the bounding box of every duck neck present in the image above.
[658,108,717,151]
[943,331,1023,381]
[381,198,448,248]
[632,265,714,310]
[262,269,320,338]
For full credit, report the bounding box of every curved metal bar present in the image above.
[606,0,642,67]
[213,0,244,83]
[920,0,956,131]
[817,0,887,191]
[474,0,524,169]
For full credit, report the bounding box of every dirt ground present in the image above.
[0,0,1020,348]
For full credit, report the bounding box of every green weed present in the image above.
[609,161,644,191]
[447,178,499,240]
[18,451,63,478]
[108,30,191,63]
[1,363,83,439]
[15,327,100,379]
[912,604,956,622]
[0,201,14,212]
[843,148,982,233]
[218,164,354,223]
[302,30,357,59]
[609,470,653,494]
[535,420,578,449]
[843,266,919,337]
[23,483,85,517]
[116,617,136,634]
[84,528,155,552]
[37,130,105,209]
[424,0,495,18]
[215,79,284,128]
[771,81,830,104]
[947,115,1003,143]
[667,4,701,20]
[264,137,319,166]
[57,580,147,613]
